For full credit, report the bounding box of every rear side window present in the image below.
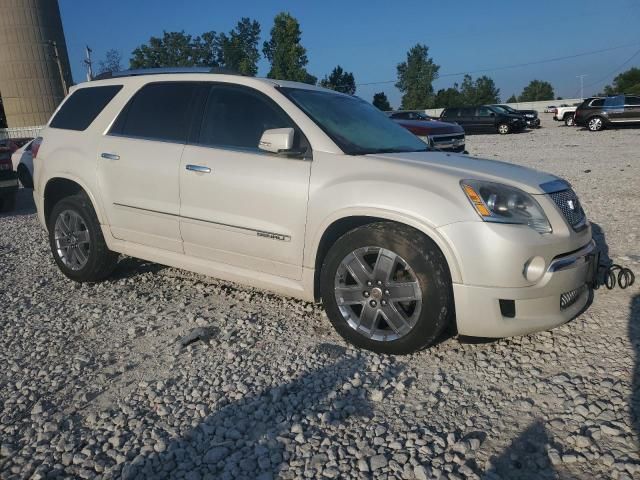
[49,85,122,131]
[111,82,200,143]
[442,108,458,118]
[626,96,640,106]
[197,85,295,151]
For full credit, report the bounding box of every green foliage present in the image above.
[506,94,518,103]
[603,67,640,95]
[263,12,315,83]
[518,80,555,102]
[433,86,463,108]
[130,31,220,68]
[372,92,392,111]
[432,75,500,108]
[219,18,261,76]
[98,49,122,75]
[320,66,356,94]
[395,44,440,109]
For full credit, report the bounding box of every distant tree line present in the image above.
[93,12,639,112]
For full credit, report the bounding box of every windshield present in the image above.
[279,87,428,155]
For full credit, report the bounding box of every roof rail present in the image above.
[93,67,240,81]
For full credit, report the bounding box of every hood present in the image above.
[367,151,559,194]
[394,119,464,135]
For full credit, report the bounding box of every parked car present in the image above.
[440,106,527,134]
[12,139,34,188]
[553,105,577,126]
[389,111,466,152]
[574,94,640,131]
[491,104,540,128]
[544,106,557,113]
[34,68,595,354]
[0,144,18,212]
[0,137,34,152]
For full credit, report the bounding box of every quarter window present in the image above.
[50,85,122,131]
[198,85,296,151]
[111,82,200,143]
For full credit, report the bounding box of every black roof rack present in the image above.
[93,67,240,81]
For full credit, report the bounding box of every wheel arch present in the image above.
[309,211,462,302]
[43,176,104,228]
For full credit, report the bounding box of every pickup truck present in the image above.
[553,106,577,126]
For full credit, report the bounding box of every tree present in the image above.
[219,18,261,76]
[458,74,500,104]
[320,65,356,94]
[372,92,391,111]
[433,86,463,108]
[395,44,439,109]
[98,49,122,75]
[506,94,518,103]
[263,12,315,83]
[130,31,222,68]
[603,67,640,95]
[518,80,555,102]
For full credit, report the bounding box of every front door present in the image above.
[179,84,311,280]
[475,106,496,133]
[97,82,203,253]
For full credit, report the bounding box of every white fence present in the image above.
[0,125,43,140]
[422,98,584,117]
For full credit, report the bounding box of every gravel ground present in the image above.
[1,116,639,480]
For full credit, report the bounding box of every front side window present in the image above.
[197,85,296,151]
[111,82,200,143]
[280,87,427,155]
[477,107,493,117]
[50,85,122,131]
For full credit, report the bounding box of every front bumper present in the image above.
[526,118,540,128]
[453,240,595,337]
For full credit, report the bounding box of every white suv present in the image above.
[33,68,596,354]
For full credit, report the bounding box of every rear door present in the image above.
[624,95,640,122]
[97,82,204,253]
[604,95,625,123]
[178,83,312,280]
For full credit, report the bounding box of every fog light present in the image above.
[523,256,546,282]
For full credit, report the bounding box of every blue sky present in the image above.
[59,0,640,107]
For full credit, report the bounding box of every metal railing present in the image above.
[0,126,44,141]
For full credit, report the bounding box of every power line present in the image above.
[573,47,640,96]
[356,41,640,87]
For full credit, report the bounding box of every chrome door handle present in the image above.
[101,152,120,160]
[186,164,211,173]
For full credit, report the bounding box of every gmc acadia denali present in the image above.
[33,68,596,354]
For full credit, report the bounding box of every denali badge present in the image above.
[257,231,290,242]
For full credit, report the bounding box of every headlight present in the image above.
[461,180,552,234]
[526,113,535,118]
[417,136,432,146]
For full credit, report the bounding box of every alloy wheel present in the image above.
[588,117,602,131]
[334,246,422,342]
[54,209,91,271]
[498,124,509,134]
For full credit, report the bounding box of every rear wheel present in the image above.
[48,193,118,282]
[587,116,605,131]
[320,223,453,354]
[497,123,510,134]
[564,114,575,127]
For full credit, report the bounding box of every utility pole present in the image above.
[49,41,68,95]
[84,46,94,81]
[576,74,588,100]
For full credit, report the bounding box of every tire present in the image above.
[320,222,453,355]
[587,116,605,132]
[564,114,575,127]
[17,165,33,189]
[0,192,17,213]
[48,193,118,282]
[497,123,510,135]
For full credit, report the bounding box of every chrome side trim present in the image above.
[112,203,291,242]
[539,179,570,194]
[548,240,595,273]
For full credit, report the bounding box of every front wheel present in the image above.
[587,116,605,131]
[564,114,575,127]
[320,223,453,354]
[497,123,510,134]
[48,193,119,282]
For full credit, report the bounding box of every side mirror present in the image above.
[259,128,295,154]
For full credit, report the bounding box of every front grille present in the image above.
[549,189,586,229]
[560,285,586,310]
[431,134,464,144]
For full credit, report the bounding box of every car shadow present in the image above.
[108,257,167,280]
[0,188,36,217]
[113,351,402,479]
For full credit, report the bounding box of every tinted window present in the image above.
[390,112,408,119]
[476,107,493,117]
[50,85,122,131]
[113,83,199,143]
[442,108,458,118]
[198,85,295,151]
[590,99,605,107]
[626,96,640,106]
[604,95,624,108]
[460,108,475,116]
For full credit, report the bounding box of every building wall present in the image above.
[0,0,72,127]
